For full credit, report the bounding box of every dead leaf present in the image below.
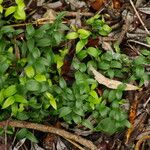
[13,138,26,150]
[90,0,107,11]
[89,66,140,91]
[138,7,150,14]
[112,0,122,9]
[31,143,45,150]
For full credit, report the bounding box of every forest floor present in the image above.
[0,0,150,150]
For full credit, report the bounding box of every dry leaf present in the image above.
[138,7,150,14]
[89,66,140,91]
[90,0,106,11]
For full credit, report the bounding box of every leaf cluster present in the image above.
[0,0,26,20]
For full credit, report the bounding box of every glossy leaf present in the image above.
[14,94,28,104]
[34,74,46,82]
[0,5,3,13]
[4,85,17,98]
[45,92,57,110]
[25,66,35,78]
[76,39,87,53]
[87,47,99,57]
[5,6,16,17]
[78,29,91,39]
[2,96,15,109]
[66,32,78,39]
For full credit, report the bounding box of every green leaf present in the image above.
[108,90,116,102]
[101,52,113,61]
[45,92,57,110]
[14,6,26,20]
[25,66,35,78]
[95,117,117,134]
[36,38,51,47]
[107,69,114,78]
[5,6,16,17]
[4,85,17,98]
[59,78,67,88]
[99,104,110,117]
[0,90,4,105]
[66,32,78,39]
[146,36,150,45]
[82,119,93,130]
[54,55,63,69]
[135,65,145,77]
[27,38,35,52]
[78,29,91,39]
[73,107,84,116]
[90,90,98,99]
[72,114,81,124]
[2,96,15,109]
[0,0,3,5]
[11,103,18,116]
[15,0,24,5]
[34,74,46,82]
[110,60,122,68]
[141,49,150,56]
[0,62,9,75]
[26,131,38,143]
[134,56,146,65]
[98,61,110,70]
[54,31,63,45]
[117,84,127,91]
[16,128,28,139]
[72,59,80,70]
[26,24,35,36]
[79,63,86,72]
[87,47,99,57]
[102,24,112,33]
[76,39,87,53]
[114,42,120,53]
[115,90,122,100]
[59,107,72,117]
[0,5,3,13]
[16,112,29,120]
[32,47,41,58]
[26,80,40,91]
[14,94,28,104]
[1,26,15,33]
[77,50,87,60]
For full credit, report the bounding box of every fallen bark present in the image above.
[0,120,97,150]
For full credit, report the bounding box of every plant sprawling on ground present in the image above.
[0,4,149,143]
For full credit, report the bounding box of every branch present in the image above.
[0,120,97,150]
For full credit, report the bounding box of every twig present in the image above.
[135,135,150,150]
[66,12,94,17]
[117,12,133,45]
[0,120,97,150]
[64,138,85,150]
[128,39,150,48]
[130,0,150,35]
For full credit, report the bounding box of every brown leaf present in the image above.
[89,66,140,91]
[90,0,107,11]
[112,0,122,9]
